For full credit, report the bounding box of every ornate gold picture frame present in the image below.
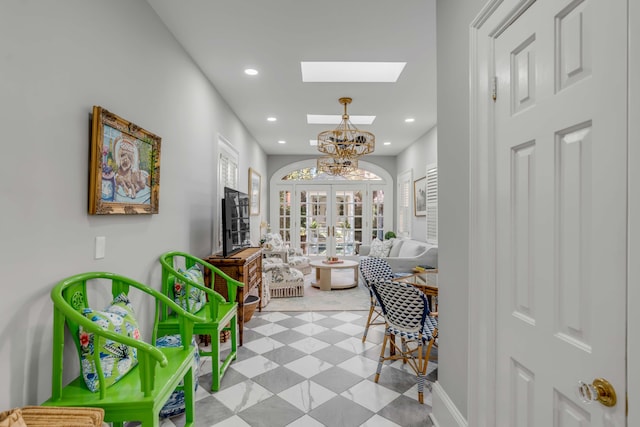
[89,106,161,214]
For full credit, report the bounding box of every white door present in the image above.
[296,185,366,257]
[494,0,627,425]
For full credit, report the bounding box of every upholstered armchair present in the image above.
[262,258,305,298]
[262,232,311,275]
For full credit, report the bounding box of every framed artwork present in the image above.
[89,106,161,214]
[414,176,427,216]
[249,167,261,216]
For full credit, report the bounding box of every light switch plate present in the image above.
[95,236,106,259]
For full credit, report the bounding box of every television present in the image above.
[221,187,251,257]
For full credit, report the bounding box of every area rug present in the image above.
[262,269,370,312]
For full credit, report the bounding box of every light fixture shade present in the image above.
[317,156,358,176]
[317,97,375,159]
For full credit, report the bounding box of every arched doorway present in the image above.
[270,160,393,259]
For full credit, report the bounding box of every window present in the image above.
[282,167,381,181]
[219,144,238,190]
[271,160,393,252]
[426,164,438,244]
[397,170,412,237]
[216,136,238,251]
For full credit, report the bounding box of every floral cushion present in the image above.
[174,265,207,313]
[156,334,200,418]
[263,233,285,251]
[79,293,140,392]
[369,238,394,258]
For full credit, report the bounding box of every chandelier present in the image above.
[317,156,358,176]
[317,97,375,159]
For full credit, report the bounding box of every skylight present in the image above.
[307,114,376,125]
[300,61,406,83]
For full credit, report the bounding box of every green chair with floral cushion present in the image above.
[157,251,243,391]
[43,271,203,427]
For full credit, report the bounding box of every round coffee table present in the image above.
[309,259,359,291]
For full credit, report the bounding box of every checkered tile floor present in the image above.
[154,310,437,427]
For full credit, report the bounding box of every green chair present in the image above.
[43,272,204,427]
[157,251,243,391]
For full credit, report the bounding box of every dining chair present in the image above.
[358,257,394,343]
[370,277,438,404]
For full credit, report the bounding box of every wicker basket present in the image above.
[243,295,260,322]
[17,406,104,426]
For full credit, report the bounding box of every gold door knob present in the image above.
[577,378,617,407]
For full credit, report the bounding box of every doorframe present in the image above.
[628,0,639,420]
[467,0,633,425]
[269,159,394,251]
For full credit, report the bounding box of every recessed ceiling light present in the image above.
[244,68,258,76]
[301,61,406,82]
[309,140,318,146]
[405,118,415,123]
[277,140,286,144]
[307,114,376,125]
[383,141,391,145]
[267,117,277,122]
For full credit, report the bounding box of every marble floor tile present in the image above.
[155,308,436,427]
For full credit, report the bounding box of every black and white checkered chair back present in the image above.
[371,279,435,340]
[359,257,394,288]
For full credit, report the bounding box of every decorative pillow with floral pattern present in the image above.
[156,334,200,418]
[263,233,285,251]
[174,265,207,314]
[79,293,140,392]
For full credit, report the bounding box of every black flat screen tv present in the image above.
[221,187,251,257]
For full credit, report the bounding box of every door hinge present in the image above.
[491,76,497,102]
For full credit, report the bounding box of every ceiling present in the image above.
[146,0,437,157]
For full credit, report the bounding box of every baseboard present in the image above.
[430,381,468,427]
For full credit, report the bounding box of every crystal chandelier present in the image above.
[317,156,358,176]
[317,97,375,159]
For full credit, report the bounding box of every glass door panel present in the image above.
[278,189,293,244]
[299,187,330,256]
[371,189,385,240]
[333,188,364,256]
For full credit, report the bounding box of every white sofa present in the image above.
[358,237,438,273]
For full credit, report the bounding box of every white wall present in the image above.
[433,0,486,422]
[396,126,437,241]
[0,0,266,409]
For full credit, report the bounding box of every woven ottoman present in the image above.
[263,259,304,298]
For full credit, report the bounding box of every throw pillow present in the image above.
[388,238,404,257]
[397,241,426,258]
[174,265,207,314]
[156,334,200,418]
[79,293,140,392]
[264,233,285,251]
[369,238,394,257]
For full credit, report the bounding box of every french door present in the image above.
[299,185,364,257]
[273,183,387,258]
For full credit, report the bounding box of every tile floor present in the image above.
[154,310,437,427]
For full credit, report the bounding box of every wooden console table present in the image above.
[204,247,263,346]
